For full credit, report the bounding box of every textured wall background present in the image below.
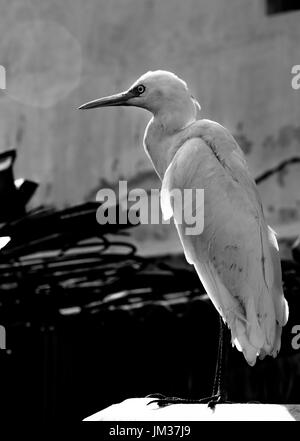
[0,0,299,254]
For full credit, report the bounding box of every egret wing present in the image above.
[161,132,288,365]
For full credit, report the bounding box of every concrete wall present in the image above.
[0,0,299,254]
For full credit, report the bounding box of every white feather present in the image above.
[160,121,289,365]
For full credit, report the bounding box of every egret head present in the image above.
[79,70,200,119]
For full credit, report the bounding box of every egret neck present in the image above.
[143,95,197,179]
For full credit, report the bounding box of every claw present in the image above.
[147,399,172,407]
[146,395,186,407]
[145,393,167,400]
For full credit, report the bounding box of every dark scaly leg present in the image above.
[207,316,228,409]
[147,315,231,408]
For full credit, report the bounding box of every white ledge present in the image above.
[83,398,300,421]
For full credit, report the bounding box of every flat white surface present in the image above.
[83,398,300,421]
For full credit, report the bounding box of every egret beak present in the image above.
[78,90,135,110]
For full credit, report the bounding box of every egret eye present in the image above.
[137,85,146,95]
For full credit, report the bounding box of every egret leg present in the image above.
[207,315,228,409]
[147,315,231,409]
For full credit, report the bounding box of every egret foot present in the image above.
[146,394,205,407]
[146,393,232,409]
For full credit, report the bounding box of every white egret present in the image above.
[79,70,289,406]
